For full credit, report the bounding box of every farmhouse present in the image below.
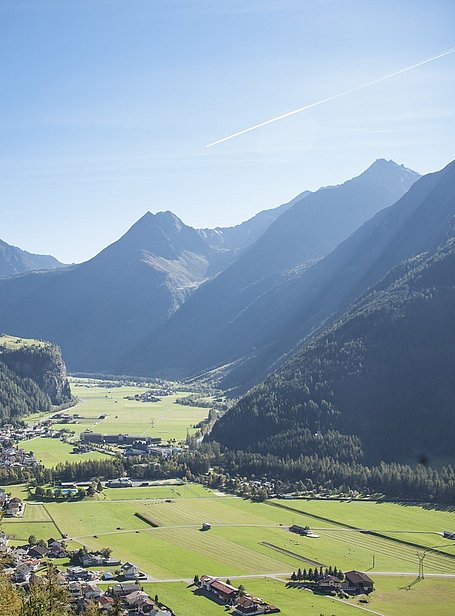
[200,575,239,604]
[234,595,280,614]
[343,570,374,593]
[316,574,342,592]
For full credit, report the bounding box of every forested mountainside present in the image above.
[122,160,418,380]
[210,235,455,464]
[0,238,63,279]
[0,335,71,422]
[213,157,455,394]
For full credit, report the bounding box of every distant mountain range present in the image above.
[0,159,420,379]
[0,239,63,279]
[123,159,420,385]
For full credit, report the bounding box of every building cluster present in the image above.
[198,576,280,615]
[0,490,25,517]
[0,533,173,615]
[80,431,182,459]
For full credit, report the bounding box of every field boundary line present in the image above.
[42,504,65,538]
[266,501,455,562]
[260,541,325,566]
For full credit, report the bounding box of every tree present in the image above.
[193,574,199,585]
[0,571,21,616]
[96,480,103,493]
[28,535,37,546]
[291,571,297,582]
[84,599,100,616]
[19,563,69,616]
[238,584,246,597]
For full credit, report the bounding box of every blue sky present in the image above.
[1,0,454,263]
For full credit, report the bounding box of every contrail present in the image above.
[206,46,455,147]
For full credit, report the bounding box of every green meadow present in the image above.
[27,381,211,443]
[18,436,111,468]
[275,499,455,557]
[3,485,455,613]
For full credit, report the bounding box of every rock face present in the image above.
[0,338,71,405]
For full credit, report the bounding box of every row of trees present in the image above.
[291,566,343,582]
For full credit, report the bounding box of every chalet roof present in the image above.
[345,570,374,584]
[318,574,341,583]
[210,580,238,595]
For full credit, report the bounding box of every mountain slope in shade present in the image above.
[198,190,310,253]
[0,238,63,278]
[0,211,216,372]
[123,160,420,381]
[209,235,455,464]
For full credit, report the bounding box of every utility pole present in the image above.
[417,550,426,579]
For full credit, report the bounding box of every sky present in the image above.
[1,0,454,263]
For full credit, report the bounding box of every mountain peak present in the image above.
[362,158,420,180]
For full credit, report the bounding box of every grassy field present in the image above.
[0,334,47,350]
[1,503,60,545]
[2,485,455,612]
[274,499,455,556]
[18,436,111,468]
[348,575,455,616]
[26,382,211,443]
[3,493,450,578]
[102,483,213,500]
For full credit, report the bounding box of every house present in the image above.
[106,477,134,488]
[110,582,142,597]
[121,561,139,579]
[95,595,115,612]
[124,590,155,612]
[443,530,455,540]
[200,576,239,605]
[13,563,33,584]
[6,497,24,517]
[234,595,280,615]
[28,545,50,559]
[81,582,102,601]
[316,574,342,592]
[67,566,97,581]
[201,522,211,531]
[67,580,82,600]
[343,570,374,594]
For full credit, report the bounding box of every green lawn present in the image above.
[26,382,211,443]
[347,575,455,616]
[27,496,455,578]
[0,483,31,499]
[274,499,455,556]
[18,436,110,468]
[102,483,215,500]
[2,503,61,545]
[2,485,455,612]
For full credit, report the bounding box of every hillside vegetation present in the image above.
[0,334,71,422]
[210,236,455,465]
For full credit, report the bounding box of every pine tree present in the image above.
[0,571,21,616]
